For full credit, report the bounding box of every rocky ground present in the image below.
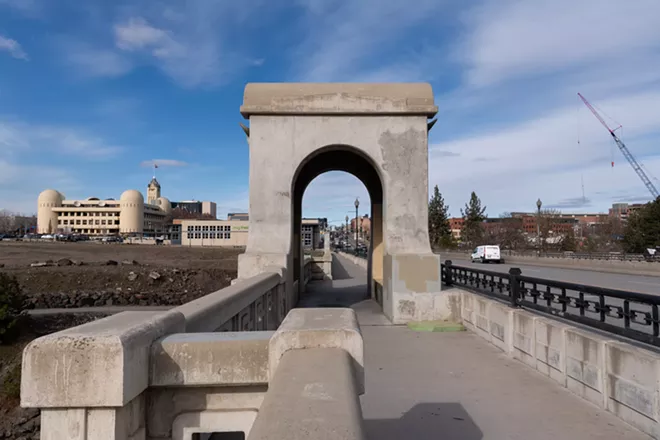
[0,241,244,439]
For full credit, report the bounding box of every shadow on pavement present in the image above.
[364,403,482,440]
[298,283,369,308]
[332,255,354,280]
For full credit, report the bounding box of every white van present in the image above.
[471,245,502,264]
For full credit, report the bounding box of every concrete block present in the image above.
[605,342,660,437]
[21,310,184,408]
[512,310,537,368]
[40,409,86,440]
[460,291,476,331]
[535,318,569,386]
[565,328,611,408]
[488,301,513,353]
[171,410,258,440]
[150,332,273,387]
[473,296,491,342]
[147,387,266,439]
[269,308,364,394]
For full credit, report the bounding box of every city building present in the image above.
[227,213,249,221]
[609,202,645,222]
[302,218,325,249]
[37,179,171,236]
[449,218,464,239]
[170,217,248,247]
[350,215,371,238]
[170,200,217,219]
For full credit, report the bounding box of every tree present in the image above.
[623,198,660,253]
[428,186,454,249]
[560,228,577,252]
[485,213,526,250]
[461,192,487,247]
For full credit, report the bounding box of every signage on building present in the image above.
[231,225,249,232]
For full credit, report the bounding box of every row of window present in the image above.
[186,225,232,232]
[59,219,120,226]
[58,212,118,217]
[186,232,231,240]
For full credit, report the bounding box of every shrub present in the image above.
[0,273,25,345]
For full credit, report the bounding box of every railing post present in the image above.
[508,267,522,308]
[444,260,453,286]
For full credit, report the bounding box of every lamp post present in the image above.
[536,198,542,256]
[345,215,349,242]
[354,198,360,256]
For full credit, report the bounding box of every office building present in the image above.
[170,217,248,247]
[170,200,217,219]
[37,178,171,236]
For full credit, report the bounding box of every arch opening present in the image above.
[291,145,385,305]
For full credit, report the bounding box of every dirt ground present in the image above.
[0,242,245,438]
[0,241,243,308]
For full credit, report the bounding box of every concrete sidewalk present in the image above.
[302,254,650,439]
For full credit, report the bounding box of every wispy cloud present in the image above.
[0,119,122,159]
[140,159,188,168]
[64,41,131,77]
[0,35,28,60]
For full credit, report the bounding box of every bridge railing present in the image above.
[442,260,660,347]
[21,259,364,440]
[502,250,659,262]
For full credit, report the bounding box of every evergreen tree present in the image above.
[623,198,660,253]
[428,186,453,249]
[461,192,487,247]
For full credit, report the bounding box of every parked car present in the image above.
[470,245,502,264]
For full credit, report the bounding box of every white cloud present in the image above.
[0,119,122,159]
[140,159,188,168]
[294,0,449,81]
[65,42,132,77]
[0,35,28,60]
[460,0,660,87]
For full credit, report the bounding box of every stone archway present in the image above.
[291,146,384,302]
[237,83,453,324]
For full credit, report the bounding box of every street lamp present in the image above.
[345,215,349,240]
[354,198,360,255]
[536,198,542,256]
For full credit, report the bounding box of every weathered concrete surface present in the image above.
[248,348,366,440]
[21,310,185,408]
[359,320,651,440]
[150,331,273,387]
[269,308,364,393]
[329,255,650,439]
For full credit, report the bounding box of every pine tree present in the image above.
[461,192,487,247]
[623,198,660,253]
[428,186,453,249]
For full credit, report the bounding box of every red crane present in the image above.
[578,93,659,199]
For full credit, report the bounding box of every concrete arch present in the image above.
[237,83,452,324]
[291,145,385,298]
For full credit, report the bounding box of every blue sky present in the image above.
[2,0,660,225]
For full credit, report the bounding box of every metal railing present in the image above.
[502,250,659,262]
[442,260,660,347]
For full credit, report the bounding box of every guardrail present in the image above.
[437,249,659,262]
[442,260,660,347]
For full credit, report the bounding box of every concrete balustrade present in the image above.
[460,289,660,438]
[21,269,363,440]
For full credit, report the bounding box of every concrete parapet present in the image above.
[21,310,184,408]
[150,331,273,387]
[174,271,283,332]
[269,308,364,394]
[458,289,660,437]
[247,348,366,440]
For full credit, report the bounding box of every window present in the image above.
[82,220,87,225]
[210,233,216,239]
[225,232,231,239]
[63,220,68,225]
[102,220,106,225]
[210,226,216,232]
[195,226,201,232]
[187,226,193,231]
[76,220,81,225]
[225,225,230,232]
[202,225,209,232]
[195,233,201,239]
[187,232,193,239]
[203,233,209,239]
[95,220,100,225]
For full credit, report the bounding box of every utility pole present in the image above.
[536,198,542,256]
[354,198,360,256]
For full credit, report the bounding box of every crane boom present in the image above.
[578,93,659,199]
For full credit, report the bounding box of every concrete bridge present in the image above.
[20,84,660,439]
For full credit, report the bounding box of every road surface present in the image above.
[449,258,660,295]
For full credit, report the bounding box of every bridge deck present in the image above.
[299,254,651,440]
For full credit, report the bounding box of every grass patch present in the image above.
[407,320,466,332]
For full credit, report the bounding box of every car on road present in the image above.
[470,245,502,264]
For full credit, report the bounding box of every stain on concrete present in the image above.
[393,255,439,293]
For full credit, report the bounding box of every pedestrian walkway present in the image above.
[300,253,651,440]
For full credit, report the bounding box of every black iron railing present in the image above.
[442,260,660,347]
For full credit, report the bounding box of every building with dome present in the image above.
[36,179,172,236]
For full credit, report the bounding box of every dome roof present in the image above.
[38,189,64,203]
[120,190,144,204]
[156,197,172,213]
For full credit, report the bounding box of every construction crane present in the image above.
[578,93,659,199]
